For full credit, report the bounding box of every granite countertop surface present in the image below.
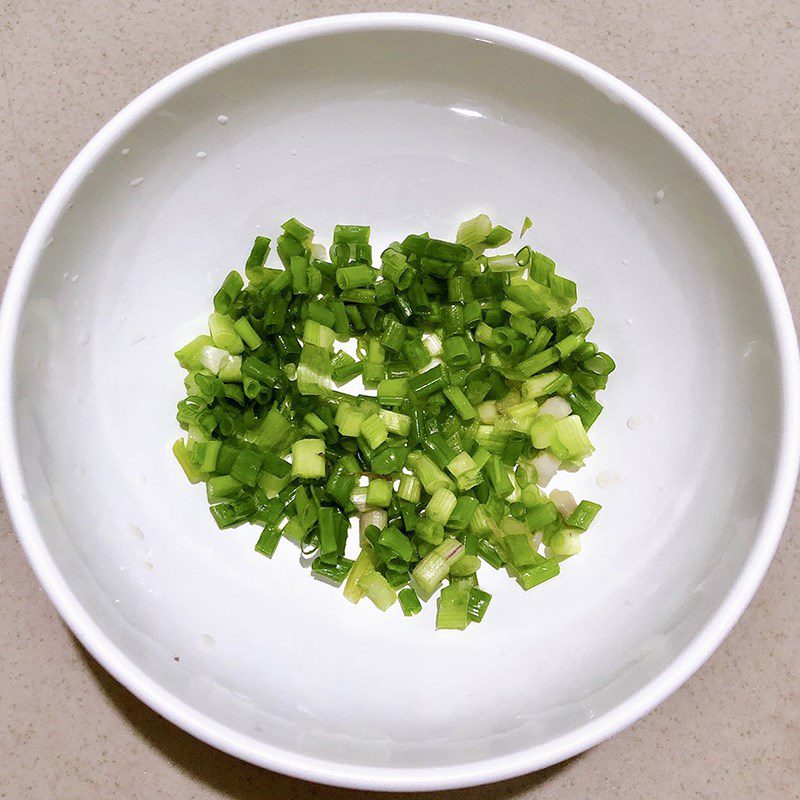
[1,1,798,798]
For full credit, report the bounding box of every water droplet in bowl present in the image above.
[626,414,654,431]
[199,634,215,649]
[622,258,629,265]
[130,177,143,187]
[196,151,207,159]
[216,115,229,125]
[290,148,297,156]
[121,148,130,156]
[596,470,624,488]
[743,340,763,360]
[71,274,79,283]
[654,187,665,204]
[129,524,145,540]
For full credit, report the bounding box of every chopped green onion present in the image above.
[548,273,577,302]
[529,414,557,449]
[175,336,215,371]
[555,332,585,359]
[344,547,378,602]
[503,533,541,567]
[486,454,514,498]
[407,451,453,493]
[443,386,476,420]
[525,500,558,530]
[335,402,365,437]
[484,225,513,248]
[548,528,582,557]
[208,313,244,354]
[336,262,374,290]
[378,526,414,563]
[217,354,242,382]
[514,557,560,590]
[312,556,354,584]
[255,526,282,558]
[467,587,492,621]
[370,445,408,474]
[567,500,602,530]
[214,270,244,312]
[412,538,464,595]
[282,217,314,246]
[550,415,593,460]
[174,217,614,629]
[381,247,413,289]
[303,319,336,350]
[436,583,470,629]
[173,439,204,483]
[415,516,445,545]
[447,451,482,491]
[519,347,559,377]
[447,496,480,530]
[331,351,363,385]
[456,213,492,255]
[378,408,411,436]
[402,235,472,264]
[426,488,458,525]
[377,377,408,406]
[333,224,370,244]
[230,449,263,487]
[398,586,422,616]
[361,413,389,449]
[449,553,481,577]
[487,254,519,272]
[358,571,396,610]
[407,364,447,398]
[397,473,422,503]
[477,538,504,568]
[567,307,594,335]
[291,439,326,479]
[296,344,333,396]
[366,478,393,508]
[582,352,617,376]
[233,316,263,350]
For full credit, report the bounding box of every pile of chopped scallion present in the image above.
[173,215,614,629]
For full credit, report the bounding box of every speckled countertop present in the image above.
[1,2,798,798]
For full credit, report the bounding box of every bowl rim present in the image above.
[1,12,798,791]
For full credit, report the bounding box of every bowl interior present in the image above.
[5,19,789,785]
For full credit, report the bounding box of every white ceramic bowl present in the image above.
[1,13,798,791]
